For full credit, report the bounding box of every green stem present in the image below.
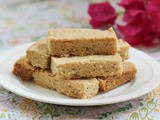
[0,97,10,102]
[142,107,155,120]
[117,10,124,16]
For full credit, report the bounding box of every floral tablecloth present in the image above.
[0,0,160,120]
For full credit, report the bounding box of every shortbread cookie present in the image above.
[98,62,137,92]
[51,54,122,79]
[48,28,118,56]
[12,56,35,81]
[26,38,50,68]
[118,39,130,60]
[33,69,99,99]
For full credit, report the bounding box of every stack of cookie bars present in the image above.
[13,28,137,99]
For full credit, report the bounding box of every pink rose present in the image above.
[117,0,160,46]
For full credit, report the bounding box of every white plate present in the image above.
[0,43,160,106]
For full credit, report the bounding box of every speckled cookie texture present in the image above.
[48,28,118,56]
[51,54,123,79]
[27,38,50,69]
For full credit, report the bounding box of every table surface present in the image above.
[0,0,160,120]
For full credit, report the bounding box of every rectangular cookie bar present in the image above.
[12,56,36,81]
[118,39,130,60]
[13,56,99,99]
[98,62,137,92]
[26,38,50,69]
[33,69,99,99]
[48,28,118,56]
[51,54,122,79]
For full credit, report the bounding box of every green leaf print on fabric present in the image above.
[7,114,11,119]
[129,99,160,120]
[97,103,133,119]
[36,103,61,119]
[147,101,156,109]
[12,95,19,103]
[130,112,139,120]
[139,107,148,119]
[0,113,5,118]
[64,108,78,115]
[139,102,144,106]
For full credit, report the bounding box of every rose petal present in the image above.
[123,9,147,23]
[148,0,160,13]
[90,13,117,22]
[88,1,117,28]
[88,2,115,14]
[117,24,144,36]
[119,0,145,10]
[117,23,155,46]
[90,18,115,28]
